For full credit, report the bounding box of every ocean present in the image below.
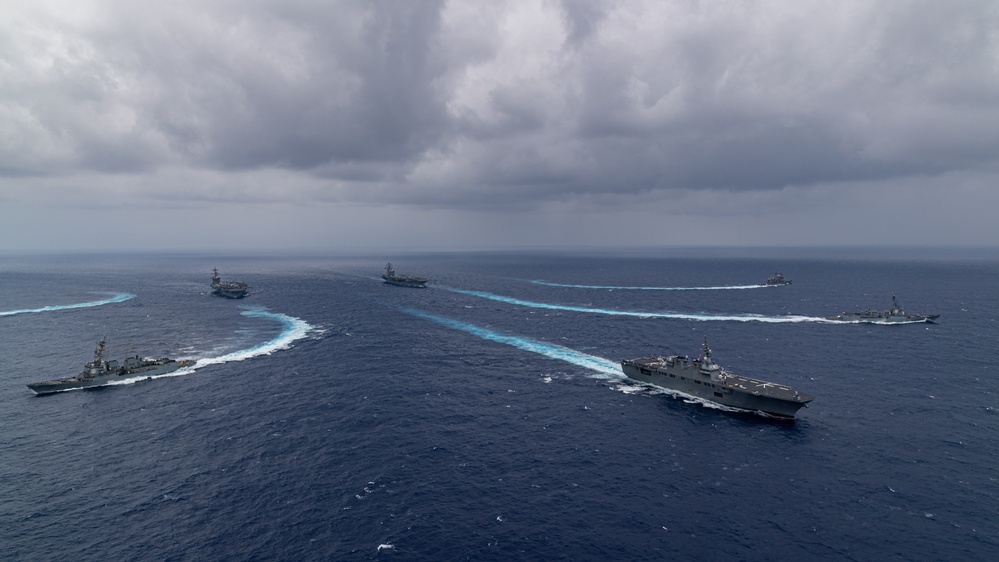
[1,249,997,561]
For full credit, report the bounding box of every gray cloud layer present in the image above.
[2,0,997,249]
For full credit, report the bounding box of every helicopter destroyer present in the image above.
[621,338,813,419]
[382,263,428,288]
[211,268,249,298]
[27,340,195,395]
[825,295,939,324]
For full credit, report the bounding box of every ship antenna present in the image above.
[94,338,106,362]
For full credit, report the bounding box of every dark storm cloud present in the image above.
[94,0,451,170]
[556,0,999,192]
[2,0,998,209]
[0,0,452,177]
[558,0,607,47]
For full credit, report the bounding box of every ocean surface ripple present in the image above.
[2,252,996,561]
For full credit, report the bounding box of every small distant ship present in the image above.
[621,338,814,419]
[27,340,195,395]
[382,263,428,288]
[825,295,939,324]
[211,268,249,298]
[763,272,791,286]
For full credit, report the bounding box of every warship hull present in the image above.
[211,268,249,298]
[28,359,195,395]
[825,296,938,324]
[763,273,791,286]
[825,313,938,324]
[212,287,249,299]
[382,276,428,288]
[381,263,427,288]
[621,356,813,419]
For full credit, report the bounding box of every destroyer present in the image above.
[27,340,195,395]
[825,295,939,324]
[621,338,813,419]
[763,272,791,286]
[382,263,428,288]
[211,268,249,298]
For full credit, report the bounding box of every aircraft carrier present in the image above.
[211,268,250,298]
[382,263,428,288]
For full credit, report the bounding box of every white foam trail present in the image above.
[441,287,832,324]
[105,307,314,386]
[531,280,765,290]
[402,308,622,378]
[1,292,135,317]
[194,307,314,367]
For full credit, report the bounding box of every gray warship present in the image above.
[621,338,814,419]
[763,272,791,286]
[211,268,249,298]
[825,295,939,324]
[27,340,195,395]
[382,263,428,288]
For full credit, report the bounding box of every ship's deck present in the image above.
[624,357,813,403]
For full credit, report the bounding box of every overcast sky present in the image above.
[1,0,997,252]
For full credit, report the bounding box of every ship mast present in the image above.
[93,339,106,363]
[699,337,724,381]
[86,339,107,376]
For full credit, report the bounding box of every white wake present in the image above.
[1,292,135,317]
[106,307,315,386]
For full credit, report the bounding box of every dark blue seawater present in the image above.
[2,250,997,561]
